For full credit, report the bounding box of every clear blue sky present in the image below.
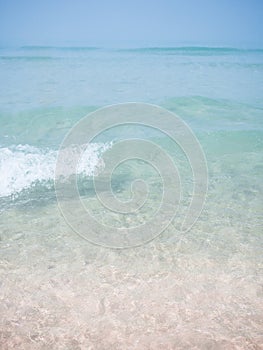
[0,0,262,47]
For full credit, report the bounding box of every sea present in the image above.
[0,45,262,348]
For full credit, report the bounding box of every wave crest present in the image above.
[0,143,110,197]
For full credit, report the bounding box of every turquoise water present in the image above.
[0,46,262,348]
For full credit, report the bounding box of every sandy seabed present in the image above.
[0,206,262,349]
[0,154,262,349]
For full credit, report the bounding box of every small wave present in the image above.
[0,56,59,61]
[118,46,263,55]
[20,46,100,51]
[0,143,110,198]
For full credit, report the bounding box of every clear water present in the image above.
[0,46,262,348]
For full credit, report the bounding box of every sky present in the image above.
[0,0,263,47]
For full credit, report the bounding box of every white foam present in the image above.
[0,143,110,197]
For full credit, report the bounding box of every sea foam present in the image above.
[0,143,110,197]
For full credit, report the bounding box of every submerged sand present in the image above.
[0,152,262,349]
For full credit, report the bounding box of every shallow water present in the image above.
[0,46,262,348]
